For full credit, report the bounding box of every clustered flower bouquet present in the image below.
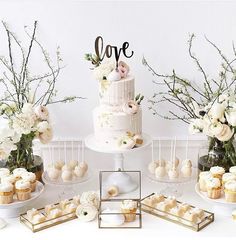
[0,22,80,173]
[143,34,236,170]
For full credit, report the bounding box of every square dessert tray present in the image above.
[141,193,214,232]
[20,198,77,233]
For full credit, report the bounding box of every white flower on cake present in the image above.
[35,105,49,120]
[80,191,99,209]
[93,61,115,81]
[118,61,130,78]
[122,100,139,115]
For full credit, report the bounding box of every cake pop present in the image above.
[167,138,179,180]
[148,141,158,174]
[181,137,192,178]
[155,139,166,178]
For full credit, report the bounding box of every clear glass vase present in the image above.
[198,137,236,172]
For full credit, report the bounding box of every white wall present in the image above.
[0,0,236,140]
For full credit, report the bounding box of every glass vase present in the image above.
[198,137,236,172]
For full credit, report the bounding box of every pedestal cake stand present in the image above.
[85,133,151,194]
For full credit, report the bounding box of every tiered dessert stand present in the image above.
[85,133,151,194]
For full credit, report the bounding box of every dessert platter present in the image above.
[146,138,197,197]
[85,50,151,193]
[42,141,90,186]
[195,166,236,216]
[141,193,214,231]
[0,168,44,218]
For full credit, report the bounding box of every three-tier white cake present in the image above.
[91,61,143,150]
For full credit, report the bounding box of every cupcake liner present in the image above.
[207,188,221,199]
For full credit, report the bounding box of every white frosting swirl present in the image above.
[210,166,225,175]
[0,182,13,192]
[15,180,30,190]
[225,180,236,191]
[13,168,27,178]
[121,200,137,210]
[21,172,36,182]
[206,177,221,188]
[199,171,212,179]
[229,166,236,174]
[1,175,16,184]
[222,173,236,182]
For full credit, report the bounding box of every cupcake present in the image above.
[224,180,236,202]
[206,177,222,199]
[15,180,31,201]
[0,168,10,181]
[229,166,236,175]
[21,172,37,192]
[222,173,236,187]
[121,200,137,222]
[199,171,212,192]
[0,182,13,204]
[13,168,27,180]
[1,175,16,193]
[210,166,225,180]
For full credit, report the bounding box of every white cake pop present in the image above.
[48,167,60,181]
[79,162,88,173]
[148,161,158,174]
[74,166,85,178]
[54,159,64,170]
[181,165,192,178]
[168,168,179,180]
[61,170,73,182]
[155,166,166,179]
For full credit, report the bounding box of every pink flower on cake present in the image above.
[35,105,49,120]
[38,128,53,144]
[118,61,129,78]
[122,100,139,114]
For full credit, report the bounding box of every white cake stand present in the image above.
[0,181,44,218]
[195,183,236,216]
[85,133,151,194]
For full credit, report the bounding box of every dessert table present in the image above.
[0,149,234,240]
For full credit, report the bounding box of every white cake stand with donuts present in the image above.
[195,183,236,216]
[0,181,44,218]
[85,132,152,194]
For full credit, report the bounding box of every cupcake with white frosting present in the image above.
[210,166,225,180]
[224,180,236,202]
[15,180,31,201]
[121,200,137,222]
[21,172,37,192]
[199,171,212,192]
[1,175,16,193]
[206,177,221,199]
[0,182,13,204]
[222,173,236,187]
[13,168,28,180]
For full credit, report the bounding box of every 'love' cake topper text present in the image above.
[94,36,134,67]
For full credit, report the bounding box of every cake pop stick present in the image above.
[155,138,166,179]
[148,140,158,174]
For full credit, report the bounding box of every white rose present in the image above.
[216,124,234,142]
[226,110,236,127]
[80,191,99,209]
[35,106,49,120]
[22,103,34,116]
[208,122,224,136]
[188,118,205,134]
[38,128,53,144]
[37,121,50,133]
[0,117,14,140]
[209,103,225,120]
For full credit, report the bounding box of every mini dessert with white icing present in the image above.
[0,182,13,204]
[15,180,31,201]
[210,166,225,179]
[199,171,212,192]
[205,177,221,199]
[21,172,37,192]
[13,168,27,180]
[121,200,138,222]
[224,180,236,202]
[0,168,10,181]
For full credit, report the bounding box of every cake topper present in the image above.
[94,36,134,67]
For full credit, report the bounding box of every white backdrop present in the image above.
[0,0,236,140]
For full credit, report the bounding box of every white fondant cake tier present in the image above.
[99,76,134,106]
[93,106,142,147]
